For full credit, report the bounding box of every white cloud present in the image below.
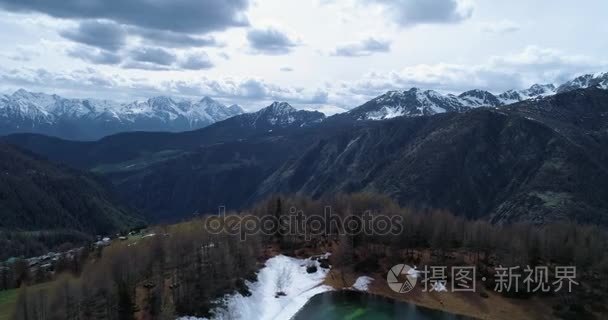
[1,0,607,112]
[324,46,608,107]
[1,46,606,110]
[481,20,520,34]
[330,37,391,57]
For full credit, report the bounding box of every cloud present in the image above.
[302,104,348,116]
[2,46,605,110]
[0,67,125,98]
[0,0,250,34]
[68,47,122,65]
[167,78,329,105]
[121,62,172,71]
[2,45,40,62]
[280,67,294,72]
[332,46,608,103]
[0,66,329,107]
[129,47,176,66]
[481,20,520,34]
[60,20,126,51]
[131,28,220,48]
[361,0,473,27]
[331,37,391,57]
[179,53,214,70]
[247,27,299,55]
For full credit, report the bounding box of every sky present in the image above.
[0,0,607,114]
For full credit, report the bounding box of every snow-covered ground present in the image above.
[351,276,374,291]
[180,255,332,320]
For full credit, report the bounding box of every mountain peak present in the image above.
[265,101,296,113]
[12,88,30,96]
[526,83,556,96]
[557,72,608,93]
[228,104,244,114]
[199,96,220,105]
[147,96,175,105]
[196,98,243,121]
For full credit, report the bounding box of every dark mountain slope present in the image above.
[4,89,608,226]
[105,136,300,221]
[505,88,608,168]
[0,143,142,233]
[2,102,325,170]
[291,111,604,224]
[257,89,608,225]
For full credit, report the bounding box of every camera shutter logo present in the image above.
[387,264,418,293]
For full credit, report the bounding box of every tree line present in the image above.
[10,193,608,319]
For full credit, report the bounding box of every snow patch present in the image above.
[179,255,332,320]
[351,276,374,291]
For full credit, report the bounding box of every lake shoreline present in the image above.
[291,290,471,319]
[322,268,554,320]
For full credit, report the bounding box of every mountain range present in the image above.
[2,73,607,141]
[2,72,608,231]
[0,90,244,140]
[3,73,607,142]
[4,84,608,227]
[346,73,608,120]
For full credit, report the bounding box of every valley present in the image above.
[1,73,608,320]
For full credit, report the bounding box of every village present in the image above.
[0,228,157,290]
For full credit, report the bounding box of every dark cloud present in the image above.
[68,47,122,65]
[331,38,391,57]
[132,28,220,48]
[247,28,298,55]
[129,47,176,66]
[60,20,126,51]
[362,0,473,27]
[0,0,250,33]
[179,53,214,70]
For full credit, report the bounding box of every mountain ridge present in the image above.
[0,90,245,140]
[2,72,607,140]
[4,88,608,226]
[345,72,608,121]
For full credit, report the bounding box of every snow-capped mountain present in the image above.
[118,96,244,127]
[231,101,325,129]
[348,73,607,121]
[556,72,608,93]
[0,90,244,140]
[3,72,607,139]
[497,84,556,105]
[459,89,503,107]
[347,88,475,120]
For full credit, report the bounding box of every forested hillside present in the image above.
[4,88,608,226]
[0,143,142,234]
